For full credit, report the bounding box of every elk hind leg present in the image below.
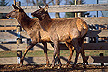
[72,39,80,68]
[65,42,74,67]
[42,42,50,67]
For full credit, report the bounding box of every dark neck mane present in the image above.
[39,11,52,31]
[17,12,31,31]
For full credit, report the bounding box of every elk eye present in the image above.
[13,11,15,12]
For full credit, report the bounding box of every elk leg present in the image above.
[65,42,74,67]
[42,42,49,67]
[20,42,36,66]
[57,45,62,68]
[80,48,88,68]
[72,38,80,68]
[73,50,79,68]
[51,41,59,68]
[80,38,88,66]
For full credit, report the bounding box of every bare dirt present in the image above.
[0,64,108,72]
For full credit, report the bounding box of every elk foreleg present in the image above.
[51,41,61,68]
[20,42,36,66]
[42,42,49,67]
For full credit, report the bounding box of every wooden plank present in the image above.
[0,43,108,51]
[0,4,108,13]
[84,43,108,50]
[0,31,30,39]
[0,27,17,30]
[0,19,18,25]
[0,29,108,40]
[0,29,106,40]
[0,32,17,39]
[98,30,108,37]
[87,56,108,63]
[0,17,108,26]
[59,43,108,50]
[86,30,100,37]
[82,17,108,25]
[0,56,108,64]
[86,29,108,37]
[0,56,74,64]
[0,43,54,51]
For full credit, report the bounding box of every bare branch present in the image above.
[51,0,55,5]
[43,0,46,5]
[47,0,54,5]
[32,0,36,6]
[36,0,39,6]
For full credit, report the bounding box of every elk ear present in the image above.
[39,6,42,9]
[44,4,48,11]
[12,4,19,9]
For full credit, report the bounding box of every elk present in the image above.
[6,4,79,67]
[31,5,88,68]
[6,4,51,66]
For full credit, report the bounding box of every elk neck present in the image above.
[17,12,32,31]
[39,12,52,32]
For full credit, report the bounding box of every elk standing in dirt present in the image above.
[6,4,51,66]
[31,5,88,68]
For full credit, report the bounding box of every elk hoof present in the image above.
[64,65,68,68]
[50,66,54,68]
[45,61,50,67]
[58,66,61,69]
[20,63,23,67]
[50,65,55,68]
[45,65,49,67]
[64,63,69,68]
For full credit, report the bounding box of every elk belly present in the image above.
[58,34,70,42]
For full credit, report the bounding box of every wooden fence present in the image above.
[0,3,108,65]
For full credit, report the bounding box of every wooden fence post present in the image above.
[16,1,22,44]
[99,53,104,66]
[95,24,99,43]
[17,50,22,64]
[15,1,22,64]
[17,25,22,44]
[85,13,90,43]
[77,0,81,17]
[75,0,77,17]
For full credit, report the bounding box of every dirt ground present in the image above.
[0,64,108,72]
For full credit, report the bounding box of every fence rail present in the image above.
[0,42,108,51]
[0,4,108,13]
[0,17,108,25]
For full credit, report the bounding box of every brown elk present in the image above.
[6,4,79,67]
[6,4,51,66]
[31,5,88,68]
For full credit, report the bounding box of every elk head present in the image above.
[31,4,49,21]
[6,4,24,18]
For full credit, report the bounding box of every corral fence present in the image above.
[0,1,108,65]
